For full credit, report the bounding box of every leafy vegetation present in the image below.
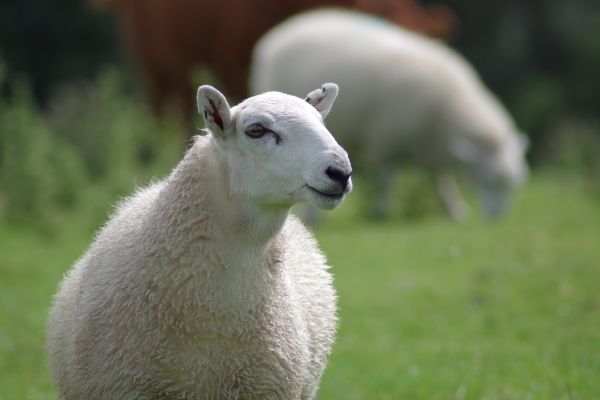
[0,71,185,232]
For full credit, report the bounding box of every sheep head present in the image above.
[450,133,529,217]
[197,84,352,211]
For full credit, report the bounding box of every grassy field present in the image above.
[0,173,598,399]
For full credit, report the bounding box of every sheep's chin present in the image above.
[307,188,345,210]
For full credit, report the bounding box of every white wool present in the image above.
[251,9,528,218]
[47,86,351,399]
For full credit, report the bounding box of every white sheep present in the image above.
[46,83,352,399]
[251,8,529,220]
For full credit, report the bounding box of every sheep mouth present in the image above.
[307,186,345,200]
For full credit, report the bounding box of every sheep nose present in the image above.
[325,166,352,189]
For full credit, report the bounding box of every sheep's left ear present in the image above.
[197,85,232,138]
[305,83,339,118]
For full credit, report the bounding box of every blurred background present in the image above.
[0,0,599,398]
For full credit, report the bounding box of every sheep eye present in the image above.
[244,124,282,144]
[245,124,267,139]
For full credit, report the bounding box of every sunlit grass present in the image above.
[317,173,600,399]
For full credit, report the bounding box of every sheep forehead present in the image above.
[236,91,323,129]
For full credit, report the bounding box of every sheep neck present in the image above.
[167,136,290,313]
[208,139,291,247]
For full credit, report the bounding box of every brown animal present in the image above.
[354,0,456,39]
[94,0,457,118]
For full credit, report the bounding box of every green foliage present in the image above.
[393,169,442,220]
[0,81,86,227]
[543,118,600,172]
[540,118,600,197]
[48,70,184,192]
[0,70,185,231]
[512,75,565,154]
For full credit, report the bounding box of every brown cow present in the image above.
[94,0,457,118]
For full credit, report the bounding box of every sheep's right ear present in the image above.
[197,85,232,138]
[305,83,339,119]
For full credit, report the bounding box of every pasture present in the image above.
[1,172,598,399]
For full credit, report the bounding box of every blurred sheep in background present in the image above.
[251,9,529,220]
[92,0,457,118]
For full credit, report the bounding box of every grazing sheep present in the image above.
[92,0,457,118]
[251,9,529,220]
[46,83,352,399]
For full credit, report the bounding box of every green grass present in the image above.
[317,173,600,399]
[1,173,599,399]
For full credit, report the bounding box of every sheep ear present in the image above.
[305,83,339,118]
[197,85,232,138]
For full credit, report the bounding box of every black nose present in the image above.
[325,166,352,187]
